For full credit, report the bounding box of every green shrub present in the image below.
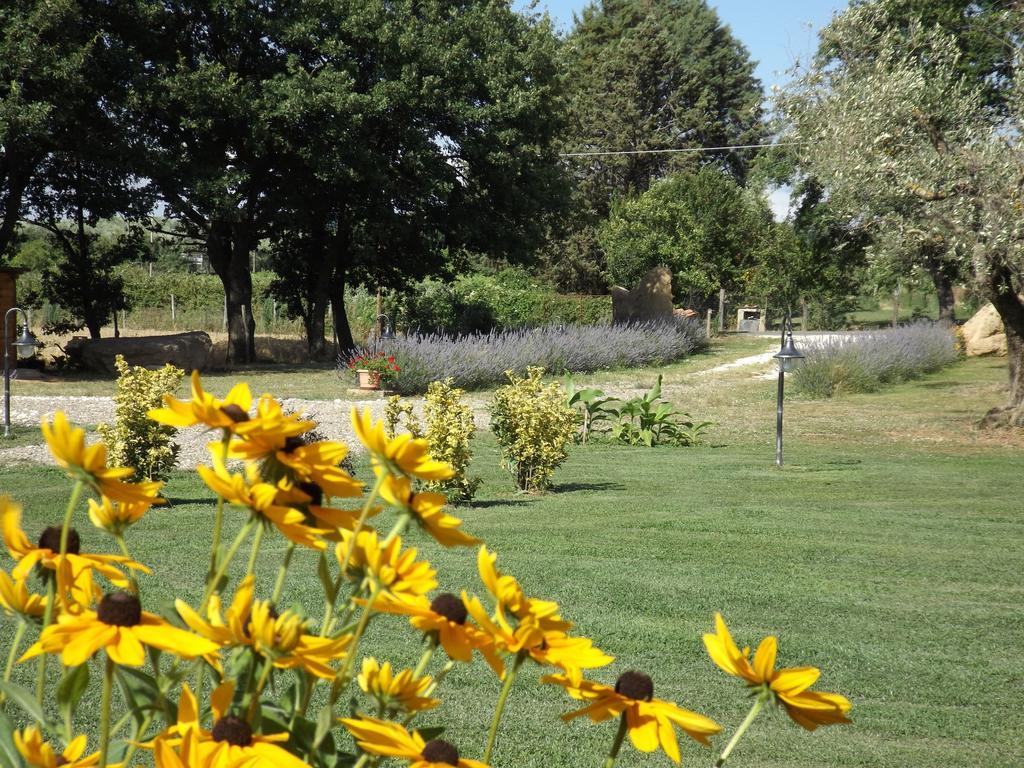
[384,395,422,439]
[423,379,480,503]
[490,367,576,492]
[98,355,184,481]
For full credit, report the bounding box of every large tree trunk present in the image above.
[303,226,331,361]
[208,221,256,364]
[979,266,1024,428]
[922,244,956,323]
[328,271,356,357]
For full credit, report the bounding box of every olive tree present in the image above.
[778,2,1024,426]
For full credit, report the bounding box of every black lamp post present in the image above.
[772,314,804,467]
[4,307,39,438]
[375,313,396,341]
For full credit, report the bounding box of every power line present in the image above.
[558,141,803,158]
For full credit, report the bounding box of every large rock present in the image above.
[67,331,213,374]
[962,303,1007,356]
[611,266,674,324]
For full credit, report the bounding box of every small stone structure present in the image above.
[962,303,1008,356]
[67,331,213,374]
[736,307,763,333]
[610,266,674,324]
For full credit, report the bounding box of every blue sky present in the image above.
[522,0,847,89]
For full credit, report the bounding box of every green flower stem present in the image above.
[59,480,85,560]
[244,522,265,579]
[321,473,385,637]
[380,511,412,547]
[248,658,275,719]
[601,713,629,768]
[113,534,139,594]
[0,620,26,706]
[483,650,526,764]
[715,690,769,767]
[119,661,181,767]
[412,635,438,678]
[330,583,380,704]
[98,654,115,767]
[204,431,233,581]
[34,577,57,706]
[271,542,296,603]
[201,516,256,611]
[404,660,454,727]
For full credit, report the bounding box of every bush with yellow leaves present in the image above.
[490,367,577,492]
[423,378,480,503]
[0,372,851,768]
[97,355,184,481]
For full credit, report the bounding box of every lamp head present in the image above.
[773,331,804,373]
[14,325,37,360]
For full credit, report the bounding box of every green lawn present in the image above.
[1,357,1022,767]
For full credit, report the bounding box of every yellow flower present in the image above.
[87,496,153,535]
[358,657,439,714]
[703,613,852,730]
[14,726,104,767]
[351,408,454,481]
[336,530,437,599]
[464,594,611,681]
[475,546,569,633]
[341,716,487,768]
[20,591,220,667]
[0,568,47,619]
[281,480,379,538]
[197,457,328,550]
[369,593,496,667]
[176,576,350,679]
[156,681,309,768]
[224,394,316,462]
[460,547,612,681]
[147,370,253,431]
[2,496,148,593]
[544,672,721,764]
[379,475,479,547]
[41,413,165,504]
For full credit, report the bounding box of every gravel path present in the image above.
[0,336,844,469]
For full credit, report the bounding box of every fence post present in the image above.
[705,308,712,338]
[170,294,176,324]
[718,289,725,333]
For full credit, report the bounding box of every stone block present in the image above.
[67,331,213,374]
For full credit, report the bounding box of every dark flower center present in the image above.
[211,715,253,746]
[430,593,468,625]
[97,592,142,627]
[38,526,80,555]
[55,758,69,767]
[297,481,323,507]
[283,436,305,453]
[220,404,250,423]
[615,671,654,701]
[422,739,459,766]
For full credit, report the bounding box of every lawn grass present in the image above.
[1,354,1022,767]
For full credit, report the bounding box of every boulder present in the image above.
[611,266,674,324]
[962,303,1007,357]
[67,331,213,374]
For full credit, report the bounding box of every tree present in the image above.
[0,1,109,260]
[264,0,569,358]
[546,0,765,291]
[599,167,772,307]
[778,1,1024,425]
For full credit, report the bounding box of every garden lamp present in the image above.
[772,314,804,466]
[4,307,39,438]
[376,313,396,341]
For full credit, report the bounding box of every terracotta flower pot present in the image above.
[356,369,382,390]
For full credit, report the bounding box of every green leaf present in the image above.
[0,681,50,729]
[317,553,336,603]
[56,664,90,725]
[0,709,26,768]
[313,704,334,749]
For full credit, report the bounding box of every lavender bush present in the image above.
[344,319,707,394]
[793,321,959,398]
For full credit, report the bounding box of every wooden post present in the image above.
[801,297,809,332]
[718,289,725,333]
[705,308,712,337]
[223,296,228,331]
[170,294,176,324]
[891,285,900,328]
